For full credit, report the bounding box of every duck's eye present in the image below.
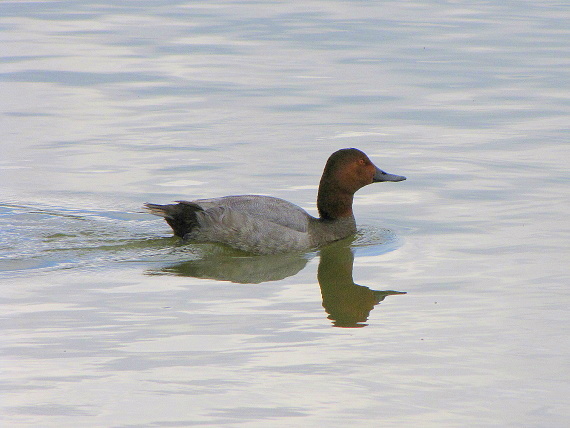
[358,159,367,165]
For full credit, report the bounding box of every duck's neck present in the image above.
[317,181,355,220]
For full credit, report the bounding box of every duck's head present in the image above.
[323,148,405,191]
[317,148,406,219]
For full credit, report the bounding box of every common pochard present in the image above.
[145,148,406,254]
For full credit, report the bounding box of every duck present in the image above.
[145,148,406,255]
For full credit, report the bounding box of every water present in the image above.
[1,1,569,426]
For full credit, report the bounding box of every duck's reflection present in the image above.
[148,241,405,327]
[318,243,406,328]
[151,251,310,284]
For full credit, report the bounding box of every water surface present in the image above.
[1,1,569,426]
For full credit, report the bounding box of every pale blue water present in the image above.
[1,1,569,427]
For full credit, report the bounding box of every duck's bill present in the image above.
[373,167,406,182]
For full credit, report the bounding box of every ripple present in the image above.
[352,225,403,256]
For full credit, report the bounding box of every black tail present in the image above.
[144,201,203,238]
